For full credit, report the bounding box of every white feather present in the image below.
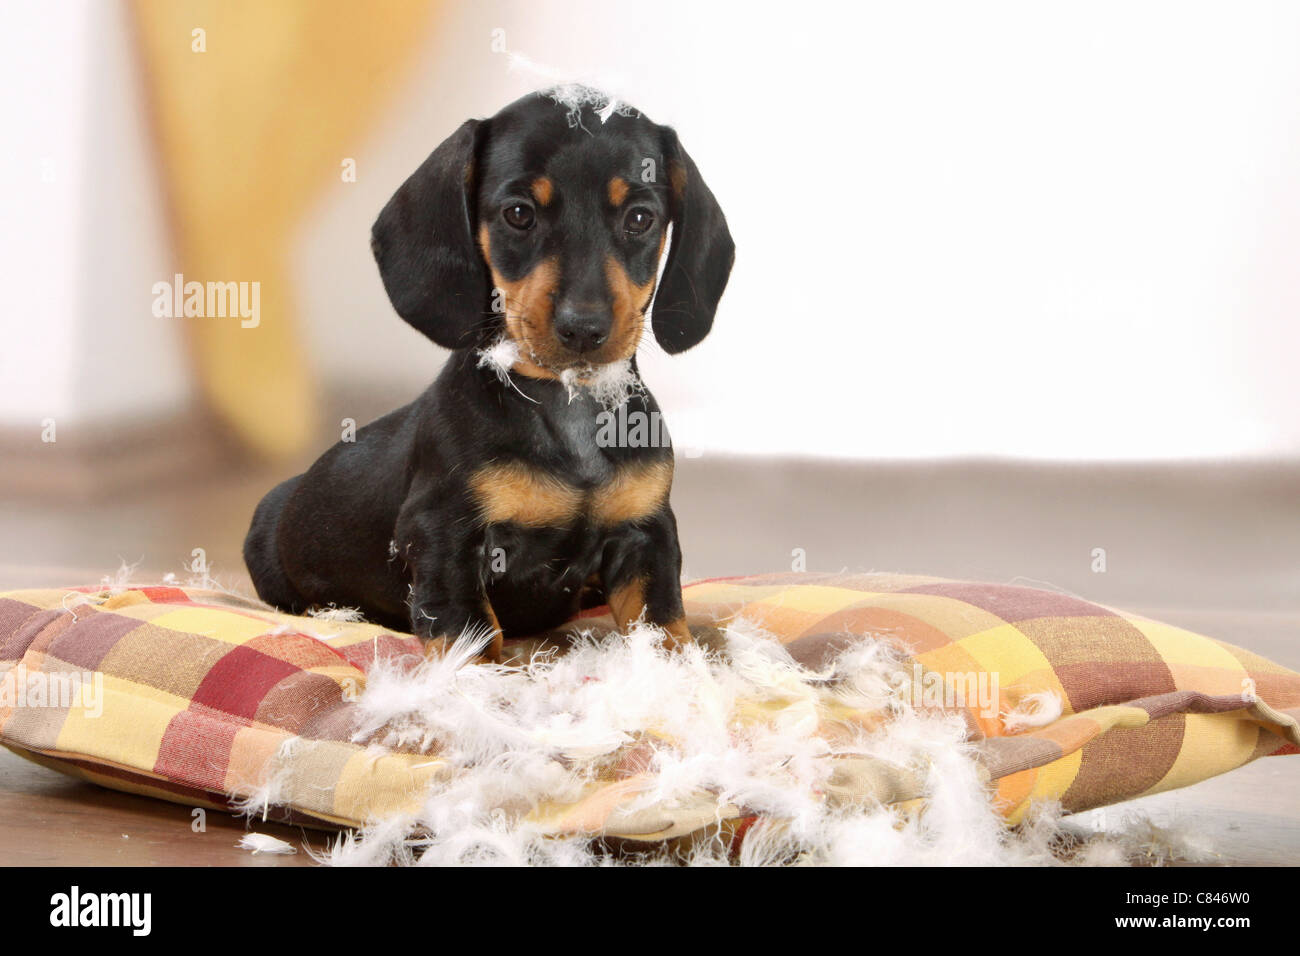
[297,619,1207,866]
[237,833,297,855]
[308,605,367,623]
[558,358,643,409]
[1002,690,1064,734]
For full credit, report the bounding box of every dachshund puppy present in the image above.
[243,89,734,661]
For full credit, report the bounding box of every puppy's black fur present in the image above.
[244,91,733,657]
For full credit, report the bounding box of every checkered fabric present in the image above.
[1,574,1296,840]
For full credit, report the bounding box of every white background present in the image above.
[5,0,1299,460]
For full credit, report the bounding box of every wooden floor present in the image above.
[0,748,330,866]
[1,454,1297,866]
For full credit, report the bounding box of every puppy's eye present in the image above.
[503,203,536,230]
[624,207,654,236]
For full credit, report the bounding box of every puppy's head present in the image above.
[371,89,734,371]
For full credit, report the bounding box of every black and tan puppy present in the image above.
[243,90,734,661]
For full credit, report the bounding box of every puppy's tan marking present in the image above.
[604,255,656,361]
[478,223,564,378]
[607,176,630,206]
[424,636,452,660]
[471,458,671,528]
[660,618,693,651]
[482,602,503,662]
[531,176,554,206]
[608,578,692,651]
[470,461,583,526]
[608,578,647,633]
[668,161,687,201]
[593,458,674,526]
[422,628,503,665]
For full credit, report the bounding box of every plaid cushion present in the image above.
[1,574,1296,839]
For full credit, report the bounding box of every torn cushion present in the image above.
[0,574,1296,841]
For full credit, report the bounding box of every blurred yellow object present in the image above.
[131,0,437,459]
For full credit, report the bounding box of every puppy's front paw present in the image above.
[418,634,504,667]
[659,618,695,653]
[411,601,503,665]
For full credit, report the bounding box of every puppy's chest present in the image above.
[468,454,672,530]
[470,394,672,530]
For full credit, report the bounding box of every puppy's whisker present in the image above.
[636,334,669,360]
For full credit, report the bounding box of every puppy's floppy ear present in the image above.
[371,118,490,349]
[651,128,736,354]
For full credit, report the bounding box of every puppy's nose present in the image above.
[553,306,612,354]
